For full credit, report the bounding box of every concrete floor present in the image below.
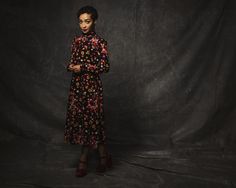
[0,136,235,188]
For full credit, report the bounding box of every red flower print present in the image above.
[91,38,99,47]
[101,47,107,54]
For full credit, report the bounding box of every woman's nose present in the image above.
[80,23,85,28]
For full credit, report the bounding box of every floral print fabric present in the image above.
[64,31,109,149]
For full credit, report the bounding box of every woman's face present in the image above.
[79,13,94,34]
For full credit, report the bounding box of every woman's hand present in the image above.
[68,64,81,72]
[68,64,75,71]
[73,65,81,72]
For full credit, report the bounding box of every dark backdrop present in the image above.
[1,0,236,187]
[1,0,236,155]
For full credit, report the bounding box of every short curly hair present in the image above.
[77,6,98,21]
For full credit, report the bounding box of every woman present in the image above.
[64,5,112,177]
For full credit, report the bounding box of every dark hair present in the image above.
[77,6,98,21]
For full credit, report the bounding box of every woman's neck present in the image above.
[82,30,96,36]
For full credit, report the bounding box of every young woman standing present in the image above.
[64,5,112,177]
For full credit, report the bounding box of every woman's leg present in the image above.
[96,143,112,173]
[78,145,89,169]
[97,143,107,164]
[75,145,90,177]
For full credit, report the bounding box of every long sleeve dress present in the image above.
[64,31,109,149]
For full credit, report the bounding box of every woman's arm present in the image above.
[66,37,77,72]
[80,39,110,74]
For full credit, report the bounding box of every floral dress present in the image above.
[64,31,109,149]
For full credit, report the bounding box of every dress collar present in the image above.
[82,30,96,38]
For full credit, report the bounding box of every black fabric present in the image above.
[1,0,236,187]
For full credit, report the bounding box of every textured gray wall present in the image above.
[1,0,236,148]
